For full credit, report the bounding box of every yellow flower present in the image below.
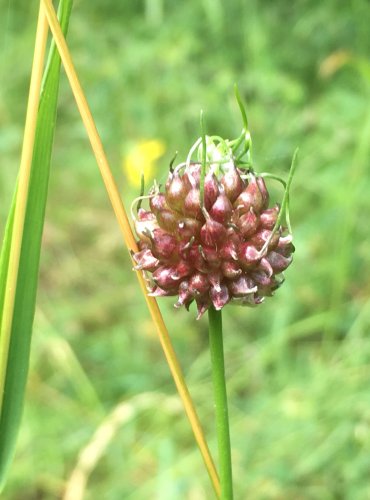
[123,139,166,187]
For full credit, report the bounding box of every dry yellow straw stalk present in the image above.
[41,0,220,495]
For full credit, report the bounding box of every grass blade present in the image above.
[0,0,73,489]
[0,194,16,318]
[41,0,220,495]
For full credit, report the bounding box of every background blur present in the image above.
[1,0,370,498]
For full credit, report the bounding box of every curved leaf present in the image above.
[0,0,73,489]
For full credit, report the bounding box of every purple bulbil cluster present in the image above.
[133,161,294,319]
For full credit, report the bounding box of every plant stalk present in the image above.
[208,307,233,499]
[0,2,49,414]
[41,1,220,495]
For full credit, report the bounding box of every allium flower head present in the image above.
[131,106,296,319]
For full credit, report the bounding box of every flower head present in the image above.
[123,139,165,187]
[131,111,296,319]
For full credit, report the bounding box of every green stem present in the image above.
[208,307,233,500]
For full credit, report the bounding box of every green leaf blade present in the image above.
[0,194,16,325]
[0,0,73,489]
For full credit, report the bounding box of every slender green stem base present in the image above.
[208,307,233,500]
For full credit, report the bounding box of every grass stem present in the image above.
[41,0,220,495]
[0,3,49,414]
[208,307,233,499]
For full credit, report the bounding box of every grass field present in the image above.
[1,1,370,498]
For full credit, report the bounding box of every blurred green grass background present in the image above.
[1,0,370,498]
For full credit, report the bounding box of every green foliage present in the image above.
[1,0,370,498]
[0,0,73,491]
